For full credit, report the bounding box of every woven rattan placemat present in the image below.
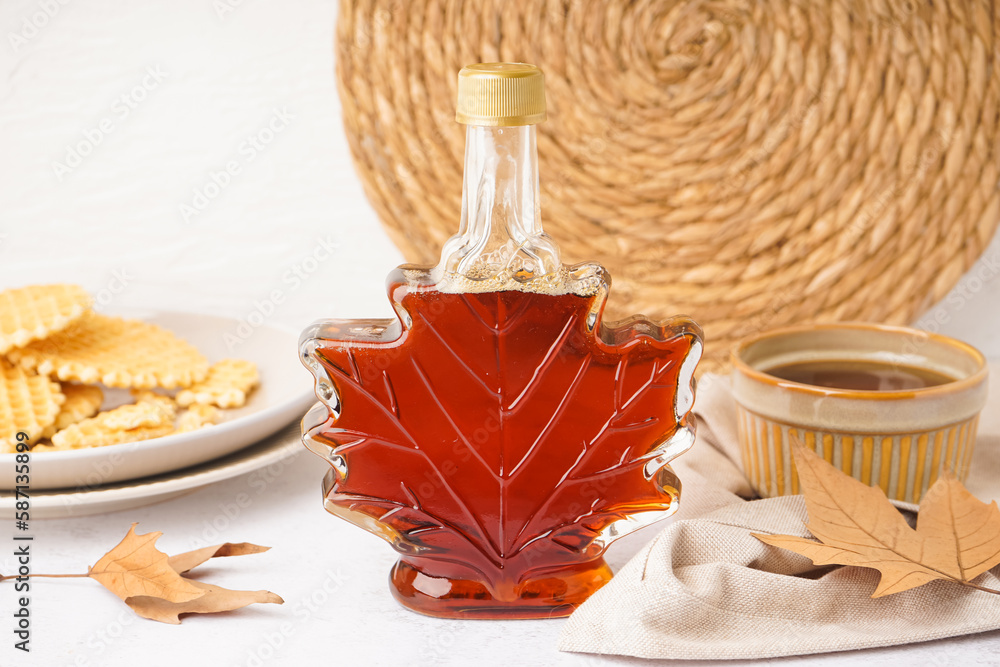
[336,1,1000,370]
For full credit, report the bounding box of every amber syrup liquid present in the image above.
[310,281,693,618]
[766,359,953,391]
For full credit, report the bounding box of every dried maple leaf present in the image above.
[120,541,282,624]
[88,524,205,603]
[1,525,280,624]
[168,542,271,574]
[126,581,283,625]
[754,440,1000,597]
[303,275,701,591]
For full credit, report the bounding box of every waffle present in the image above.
[176,359,258,408]
[0,360,65,451]
[100,401,173,431]
[41,383,104,438]
[131,390,178,421]
[0,284,92,355]
[51,397,176,449]
[177,404,219,432]
[49,422,175,449]
[8,314,209,389]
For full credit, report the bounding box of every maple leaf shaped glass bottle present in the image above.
[300,63,703,619]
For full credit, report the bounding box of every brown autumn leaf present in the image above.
[754,439,1000,597]
[1,524,280,624]
[168,542,271,575]
[121,541,283,624]
[125,580,284,625]
[88,523,205,604]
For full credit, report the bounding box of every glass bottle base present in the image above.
[388,557,613,619]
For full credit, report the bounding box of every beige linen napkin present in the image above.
[559,371,1000,660]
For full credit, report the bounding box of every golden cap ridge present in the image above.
[455,63,546,126]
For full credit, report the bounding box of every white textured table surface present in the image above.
[2,2,1000,666]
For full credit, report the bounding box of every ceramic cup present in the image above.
[731,323,988,503]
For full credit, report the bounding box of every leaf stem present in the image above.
[957,580,1000,595]
[0,573,88,581]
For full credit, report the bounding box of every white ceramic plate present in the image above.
[0,422,304,518]
[0,309,315,490]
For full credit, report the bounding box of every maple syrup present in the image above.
[300,63,703,618]
[765,359,953,391]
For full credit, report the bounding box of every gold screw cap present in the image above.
[455,63,546,126]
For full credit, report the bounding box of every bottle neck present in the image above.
[437,124,561,282]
